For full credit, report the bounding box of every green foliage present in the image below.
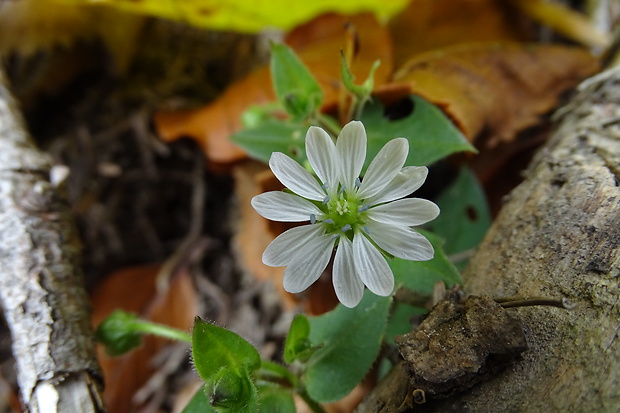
[304,291,391,402]
[283,314,318,363]
[390,230,462,292]
[386,231,461,350]
[340,52,379,102]
[95,310,143,356]
[257,387,296,413]
[192,317,261,377]
[361,95,476,169]
[427,167,491,268]
[191,317,260,412]
[231,119,308,165]
[183,388,217,413]
[270,43,323,121]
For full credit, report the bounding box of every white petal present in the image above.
[263,224,326,266]
[367,166,428,205]
[366,220,434,261]
[251,191,322,222]
[336,121,366,191]
[282,234,335,293]
[269,152,325,201]
[357,138,408,199]
[352,232,394,296]
[306,126,339,192]
[333,236,364,308]
[366,198,440,226]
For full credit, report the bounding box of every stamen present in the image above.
[358,204,369,212]
[341,224,351,232]
[355,177,361,188]
[322,183,329,190]
[338,186,345,195]
[336,200,349,215]
[322,195,330,205]
[324,219,334,224]
[310,214,316,224]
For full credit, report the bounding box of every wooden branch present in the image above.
[0,68,104,411]
[357,67,620,412]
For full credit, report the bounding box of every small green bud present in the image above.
[96,310,142,356]
[207,368,255,411]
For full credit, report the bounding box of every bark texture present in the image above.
[358,67,620,413]
[0,68,104,411]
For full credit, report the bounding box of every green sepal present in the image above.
[95,310,143,356]
[206,368,258,412]
[340,52,380,99]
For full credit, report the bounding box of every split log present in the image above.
[358,67,620,412]
[0,67,104,411]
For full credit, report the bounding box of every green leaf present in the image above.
[95,310,142,356]
[183,387,216,413]
[270,43,323,121]
[427,167,491,268]
[361,95,476,170]
[230,119,308,166]
[257,387,296,413]
[304,291,391,402]
[283,314,317,363]
[191,317,261,381]
[385,302,427,344]
[390,230,462,294]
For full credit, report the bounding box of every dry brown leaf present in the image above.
[382,42,599,146]
[91,264,198,413]
[154,12,393,166]
[388,0,534,69]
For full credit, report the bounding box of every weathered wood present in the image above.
[0,67,104,412]
[357,67,620,413]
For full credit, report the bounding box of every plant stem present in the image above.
[298,388,327,413]
[132,320,191,343]
[314,113,341,138]
[257,360,299,387]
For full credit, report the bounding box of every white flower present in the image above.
[251,121,439,308]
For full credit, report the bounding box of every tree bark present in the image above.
[358,67,620,412]
[0,68,104,411]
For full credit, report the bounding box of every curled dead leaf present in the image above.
[379,42,599,146]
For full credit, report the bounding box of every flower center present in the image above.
[321,192,366,237]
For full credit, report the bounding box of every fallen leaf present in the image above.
[380,42,599,146]
[91,264,198,413]
[388,0,534,69]
[55,0,408,33]
[154,13,393,166]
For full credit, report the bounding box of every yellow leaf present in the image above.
[54,0,409,32]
